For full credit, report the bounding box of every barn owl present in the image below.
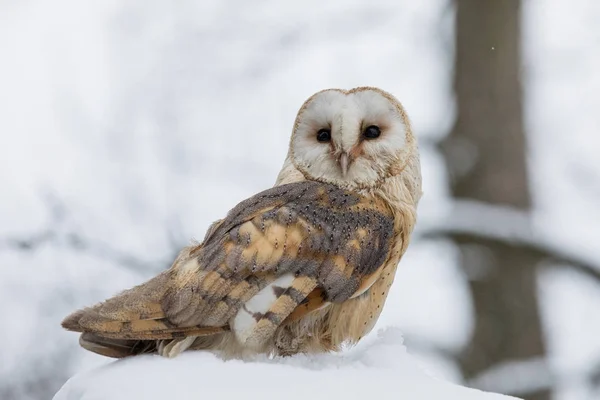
[61,86,422,359]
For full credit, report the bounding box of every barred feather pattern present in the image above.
[163,181,394,347]
[62,181,396,354]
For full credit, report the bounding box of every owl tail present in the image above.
[78,332,157,358]
[78,332,213,358]
[61,270,228,358]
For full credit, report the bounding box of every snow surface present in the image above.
[53,328,517,400]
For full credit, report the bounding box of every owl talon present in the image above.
[158,336,196,358]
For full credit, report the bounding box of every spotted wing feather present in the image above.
[62,181,395,350]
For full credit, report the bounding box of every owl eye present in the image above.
[316,129,331,142]
[363,125,381,139]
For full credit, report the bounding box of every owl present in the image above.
[61,86,422,359]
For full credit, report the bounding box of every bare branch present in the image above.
[418,200,600,283]
[0,193,166,274]
[63,233,166,273]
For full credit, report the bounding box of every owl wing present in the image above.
[62,181,395,348]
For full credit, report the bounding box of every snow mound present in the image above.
[53,328,519,400]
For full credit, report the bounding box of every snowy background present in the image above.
[0,0,599,399]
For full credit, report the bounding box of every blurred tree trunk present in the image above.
[442,1,549,399]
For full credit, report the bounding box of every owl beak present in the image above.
[339,152,349,177]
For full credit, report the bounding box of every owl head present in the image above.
[286,87,417,191]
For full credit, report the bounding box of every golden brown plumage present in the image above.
[61,86,422,359]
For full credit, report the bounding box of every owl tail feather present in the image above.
[79,332,157,358]
[61,268,229,358]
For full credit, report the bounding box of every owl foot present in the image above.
[157,336,196,358]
